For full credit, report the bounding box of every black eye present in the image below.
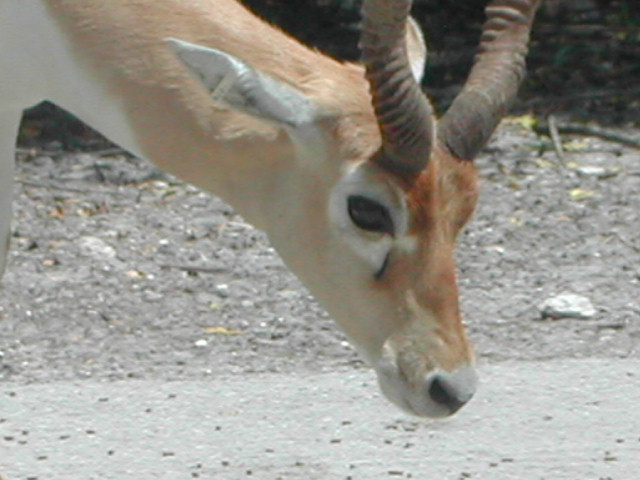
[347,195,394,235]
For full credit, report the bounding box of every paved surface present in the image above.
[1,359,638,480]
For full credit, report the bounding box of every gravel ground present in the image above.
[1,121,639,385]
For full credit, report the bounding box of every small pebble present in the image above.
[78,236,117,259]
[539,293,596,319]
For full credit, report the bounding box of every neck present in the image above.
[12,0,371,230]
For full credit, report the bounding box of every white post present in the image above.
[0,111,20,277]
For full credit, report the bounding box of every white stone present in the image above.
[576,165,617,179]
[78,236,117,259]
[215,284,230,298]
[539,293,596,320]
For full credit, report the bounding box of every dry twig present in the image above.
[547,115,566,165]
[534,120,640,150]
[17,179,118,196]
[159,264,227,274]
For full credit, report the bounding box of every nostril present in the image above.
[428,374,473,414]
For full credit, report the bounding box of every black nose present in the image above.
[428,374,473,414]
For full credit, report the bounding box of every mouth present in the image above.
[375,355,478,418]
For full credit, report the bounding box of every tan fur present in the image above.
[1,0,492,417]
[379,145,479,373]
[43,0,377,207]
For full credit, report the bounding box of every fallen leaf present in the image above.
[563,139,590,152]
[125,270,145,278]
[535,158,555,169]
[569,188,595,200]
[47,206,66,218]
[204,326,242,336]
[508,114,537,130]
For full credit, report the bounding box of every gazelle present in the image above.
[0,0,540,417]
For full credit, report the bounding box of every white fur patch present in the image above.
[328,163,410,274]
[395,235,418,254]
[167,38,318,128]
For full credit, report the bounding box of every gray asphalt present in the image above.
[1,359,638,480]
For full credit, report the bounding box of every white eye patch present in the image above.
[328,163,411,273]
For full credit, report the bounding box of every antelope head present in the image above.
[167,0,540,417]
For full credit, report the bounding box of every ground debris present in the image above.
[539,293,597,320]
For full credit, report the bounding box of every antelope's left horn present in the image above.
[439,0,542,160]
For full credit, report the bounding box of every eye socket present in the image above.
[347,195,394,235]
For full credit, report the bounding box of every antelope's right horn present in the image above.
[360,0,435,177]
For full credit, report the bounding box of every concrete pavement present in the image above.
[1,359,638,479]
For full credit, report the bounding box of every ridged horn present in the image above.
[360,0,434,176]
[439,0,542,160]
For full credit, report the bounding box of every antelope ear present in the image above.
[167,38,319,128]
[405,17,427,83]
